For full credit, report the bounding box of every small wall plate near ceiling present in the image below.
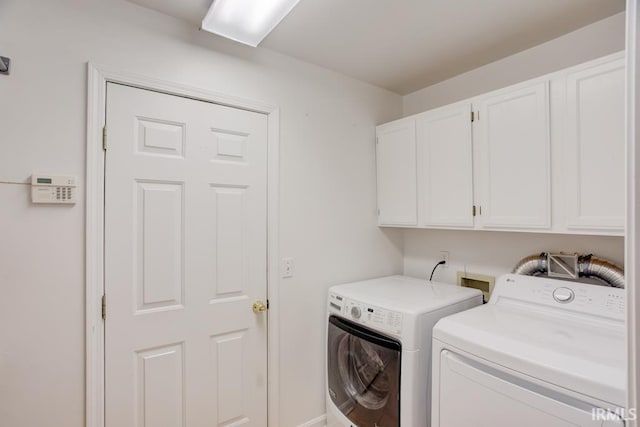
[0,56,10,75]
[201,0,301,47]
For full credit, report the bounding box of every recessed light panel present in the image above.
[202,0,301,47]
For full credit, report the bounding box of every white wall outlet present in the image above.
[282,257,294,278]
[440,251,449,268]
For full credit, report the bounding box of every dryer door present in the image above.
[327,315,401,427]
[436,349,625,427]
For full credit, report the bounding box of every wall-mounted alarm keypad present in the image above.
[31,174,77,204]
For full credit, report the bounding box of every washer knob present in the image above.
[553,287,575,303]
[351,306,361,319]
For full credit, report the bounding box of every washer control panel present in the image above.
[497,274,625,320]
[328,292,403,334]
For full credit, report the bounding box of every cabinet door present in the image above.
[477,81,551,229]
[565,58,625,232]
[416,103,474,227]
[376,119,417,226]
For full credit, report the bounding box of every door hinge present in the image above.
[471,111,475,122]
[101,294,106,320]
[102,126,107,151]
[266,299,270,310]
[472,205,477,216]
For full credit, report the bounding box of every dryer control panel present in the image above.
[328,292,403,335]
[492,274,625,321]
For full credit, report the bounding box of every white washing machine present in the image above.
[326,275,482,427]
[432,274,626,427]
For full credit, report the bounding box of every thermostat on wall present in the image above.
[31,174,77,204]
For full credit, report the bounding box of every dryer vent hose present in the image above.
[512,253,625,288]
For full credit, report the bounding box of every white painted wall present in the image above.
[401,12,626,286]
[403,12,626,115]
[0,1,628,425]
[404,229,624,285]
[0,1,404,426]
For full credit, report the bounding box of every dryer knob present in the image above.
[553,287,575,303]
[351,306,361,319]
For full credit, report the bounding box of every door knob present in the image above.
[252,301,267,314]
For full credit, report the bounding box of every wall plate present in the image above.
[457,271,495,303]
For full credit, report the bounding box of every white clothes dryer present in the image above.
[326,275,482,427]
[432,274,626,427]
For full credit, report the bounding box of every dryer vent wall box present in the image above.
[457,272,495,303]
[31,175,77,204]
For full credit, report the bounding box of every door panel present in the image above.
[416,103,474,228]
[136,344,185,427]
[212,186,248,295]
[565,58,625,231]
[104,83,268,427]
[136,117,185,156]
[376,119,417,226]
[214,331,248,425]
[477,82,551,229]
[136,181,184,311]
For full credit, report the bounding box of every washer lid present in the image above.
[433,303,626,407]
[329,275,482,315]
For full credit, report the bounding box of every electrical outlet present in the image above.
[440,251,449,268]
[282,257,294,278]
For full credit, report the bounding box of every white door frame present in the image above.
[85,63,281,427]
[627,1,639,425]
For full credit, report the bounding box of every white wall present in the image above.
[401,12,626,286]
[0,1,404,426]
[0,1,628,425]
[404,229,624,285]
[403,12,626,115]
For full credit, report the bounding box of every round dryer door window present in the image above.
[327,315,401,427]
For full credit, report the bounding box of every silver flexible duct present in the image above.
[512,252,625,288]
[512,253,548,277]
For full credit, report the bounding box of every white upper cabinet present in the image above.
[416,102,474,228]
[476,81,551,230]
[374,53,624,236]
[376,118,417,226]
[564,57,625,232]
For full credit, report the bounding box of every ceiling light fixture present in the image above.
[202,0,301,47]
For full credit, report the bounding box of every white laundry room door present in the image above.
[103,83,268,427]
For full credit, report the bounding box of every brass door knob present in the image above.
[252,301,267,314]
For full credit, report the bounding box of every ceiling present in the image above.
[128,0,625,95]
